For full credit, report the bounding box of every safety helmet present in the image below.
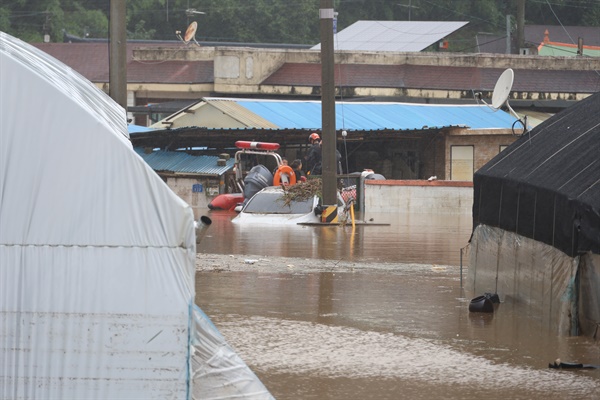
[309,132,320,143]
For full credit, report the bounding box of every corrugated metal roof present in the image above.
[228,99,517,131]
[208,100,279,128]
[128,124,155,134]
[135,148,234,176]
[312,21,468,52]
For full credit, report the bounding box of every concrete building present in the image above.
[31,36,598,214]
[131,98,521,184]
[133,148,234,218]
[32,39,599,127]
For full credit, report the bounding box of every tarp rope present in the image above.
[335,24,350,175]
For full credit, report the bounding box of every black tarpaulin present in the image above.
[473,92,600,257]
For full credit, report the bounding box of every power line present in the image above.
[545,0,577,44]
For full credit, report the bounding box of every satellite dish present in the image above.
[491,68,514,109]
[176,21,200,45]
[183,21,198,43]
[478,68,520,121]
[480,68,528,135]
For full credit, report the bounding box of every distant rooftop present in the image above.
[311,20,468,52]
[154,97,517,132]
[525,25,600,47]
[475,25,600,54]
[537,30,600,57]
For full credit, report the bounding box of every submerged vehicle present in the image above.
[232,186,320,224]
[232,185,350,225]
[210,141,365,224]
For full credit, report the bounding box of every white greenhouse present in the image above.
[0,32,271,399]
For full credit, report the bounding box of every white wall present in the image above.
[364,180,473,216]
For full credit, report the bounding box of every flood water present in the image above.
[196,211,600,400]
[197,211,473,266]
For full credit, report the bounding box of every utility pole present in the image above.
[397,1,419,21]
[505,14,511,54]
[320,0,337,207]
[516,0,525,54]
[109,0,127,109]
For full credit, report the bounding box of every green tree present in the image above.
[581,3,600,27]
[0,7,11,33]
[1,0,598,44]
[1,0,108,42]
[62,5,108,39]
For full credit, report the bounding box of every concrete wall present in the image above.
[164,176,222,220]
[129,46,595,103]
[363,180,473,216]
[135,46,598,70]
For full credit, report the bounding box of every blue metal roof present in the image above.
[234,100,517,131]
[135,148,234,176]
[128,124,156,134]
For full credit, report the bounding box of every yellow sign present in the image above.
[321,205,338,224]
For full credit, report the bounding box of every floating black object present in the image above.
[469,295,494,313]
[548,359,600,369]
[484,292,500,303]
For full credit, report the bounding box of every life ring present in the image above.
[273,165,297,186]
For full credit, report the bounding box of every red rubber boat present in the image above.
[208,141,286,212]
[208,193,244,211]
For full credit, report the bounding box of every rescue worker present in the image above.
[290,159,306,182]
[305,132,344,175]
[305,133,322,175]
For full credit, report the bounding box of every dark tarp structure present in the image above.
[473,92,600,257]
[469,93,599,337]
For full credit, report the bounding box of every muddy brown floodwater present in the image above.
[195,211,600,400]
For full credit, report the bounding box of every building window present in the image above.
[450,145,474,181]
[500,145,509,152]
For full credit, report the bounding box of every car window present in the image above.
[244,192,314,214]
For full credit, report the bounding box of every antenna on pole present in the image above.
[185,9,206,17]
[397,1,419,21]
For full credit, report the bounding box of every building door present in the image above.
[451,145,474,181]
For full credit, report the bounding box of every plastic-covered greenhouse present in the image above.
[469,92,600,337]
[0,32,271,399]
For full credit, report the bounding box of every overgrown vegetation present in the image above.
[2,1,598,45]
[280,178,322,206]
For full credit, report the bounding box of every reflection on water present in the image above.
[195,210,599,400]
[198,210,472,266]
